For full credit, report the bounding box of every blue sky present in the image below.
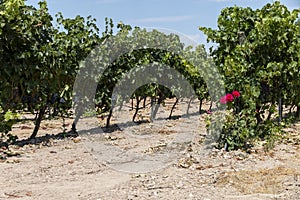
[25,0,299,47]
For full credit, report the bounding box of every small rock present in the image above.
[248,149,257,154]
[25,191,33,197]
[236,156,244,161]
[166,124,174,127]
[73,137,81,143]
[196,165,205,170]
[5,150,21,157]
[178,157,193,168]
[5,159,20,163]
[110,136,117,141]
[104,135,117,141]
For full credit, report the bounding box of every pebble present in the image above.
[4,150,21,157]
[72,137,81,143]
[104,135,117,141]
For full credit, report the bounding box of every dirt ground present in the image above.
[0,99,299,200]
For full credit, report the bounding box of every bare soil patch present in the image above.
[0,99,299,199]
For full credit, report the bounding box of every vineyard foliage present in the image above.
[0,0,101,139]
[91,26,215,124]
[0,0,299,151]
[200,2,300,150]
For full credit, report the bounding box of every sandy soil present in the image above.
[0,99,299,200]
